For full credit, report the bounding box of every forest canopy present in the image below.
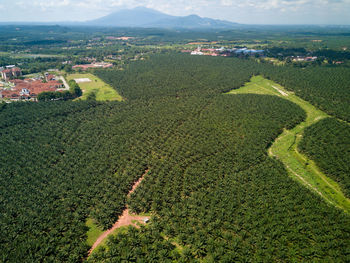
[1,54,350,262]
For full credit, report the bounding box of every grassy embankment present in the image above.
[227,75,350,213]
[67,73,123,101]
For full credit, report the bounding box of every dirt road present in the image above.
[272,85,288,96]
[57,76,70,90]
[88,169,150,255]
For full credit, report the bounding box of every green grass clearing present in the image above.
[0,52,64,59]
[86,218,104,247]
[262,57,286,66]
[67,73,123,101]
[228,75,350,213]
[227,75,288,97]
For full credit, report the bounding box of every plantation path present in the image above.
[88,170,150,255]
[271,85,288,96]
[229,76,350,213]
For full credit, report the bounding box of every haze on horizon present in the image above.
[0,0,349,25]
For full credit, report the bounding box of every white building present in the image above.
[191,46,204,55]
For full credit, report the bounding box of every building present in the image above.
[191,51,204,55]
[106,36,134,40]
[19,88,30,96]
[45,74,56,82]
[1,67,22,81]
[1,69,12,81]
[191,46,204,55]
[72,62,113,70]
[1,79,63,100]
[202,48,216,52]
[292,56,317,62]
[11,68,22,78]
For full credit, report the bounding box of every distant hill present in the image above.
[86,7,238,29]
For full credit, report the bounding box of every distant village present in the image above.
[1,41,342,102]
[0,58,117,102]
[182,46,339,66]
[0,66,64,101]
[182,46,265,57]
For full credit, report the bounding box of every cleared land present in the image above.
[67,73,123,101]
[228,76,350,213]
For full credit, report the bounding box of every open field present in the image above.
[227,75,285,96]
[67,73,123,101]
[0,52,64,58]
[228,75,350,213]
[261,57,286,66]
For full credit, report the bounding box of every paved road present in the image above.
[57,76,70,90]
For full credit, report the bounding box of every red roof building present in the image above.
[1,67,22,81]
[1,69,12,81]
[46,74,56,82]
[1,79,62,100]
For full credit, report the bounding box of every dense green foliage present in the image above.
[100,53,350,121]
[299,118,350,197]
[1,54,350,262]
[37,90,73,101]
[69,80,83,97]
[260,65,350,122]
[0,99,157,261]
[91,56,350,262]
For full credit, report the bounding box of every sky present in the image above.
[0,0,350,25]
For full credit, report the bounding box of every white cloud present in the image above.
[221,0,234,6]
[34,0,70,9]
[1,0,350,24]
[233,0,313,11]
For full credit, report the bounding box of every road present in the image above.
[57,76,70,90]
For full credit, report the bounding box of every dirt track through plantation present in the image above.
[88,170,150,255]
[272,85,288,96]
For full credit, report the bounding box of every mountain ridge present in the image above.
[86,7,238,29]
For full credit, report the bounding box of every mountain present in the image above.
[86,7,238,29]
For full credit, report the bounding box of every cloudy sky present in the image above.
[0,0,349,24]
